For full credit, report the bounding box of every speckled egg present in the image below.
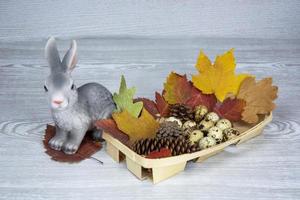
[208,126,223,143]
[198,119,214,131]
[216,119,232,131]
[205,112,220,123]
[194,105,208,122]
[165,117,182,127]
[183,120,197,132]
[223,128,240,141]
[199,136,217,149]
[189,130,204,144]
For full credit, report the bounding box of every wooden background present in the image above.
[0,1,299,199]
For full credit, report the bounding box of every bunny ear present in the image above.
[62,40,77,73]
[45,37,62,73]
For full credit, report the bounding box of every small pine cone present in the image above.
[169,104,194,122]
[167,137,200,156]
[132,137,200,156]
[156,121,186,139]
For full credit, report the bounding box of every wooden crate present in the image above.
[103,113,273,184]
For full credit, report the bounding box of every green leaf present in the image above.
[113,75,143,118]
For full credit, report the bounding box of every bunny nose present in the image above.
[53,100,63,105]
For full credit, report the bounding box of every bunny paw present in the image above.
[62,142,79,154]
[49,136,66,151]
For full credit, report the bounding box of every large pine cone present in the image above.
[169,104,194,122]
[132,137,200,156]
[156,121,186,139]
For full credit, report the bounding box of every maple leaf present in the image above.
[237,77,278,123]
[113,75,143,118]
[146,148,172,159]
[213,98,246,121]
[191,49,250,102]
[163,72,194,104]
[112,108,159,142]
[186,87,217,110]
[155,92,170,117]
[134,98,158,117]
[94,119,129,145]
[43,125,101,163]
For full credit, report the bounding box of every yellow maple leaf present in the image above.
[112,108,159,142]
[192,49,250,102]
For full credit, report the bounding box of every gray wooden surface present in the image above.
[0,0,300,199]
[0,37,299,200]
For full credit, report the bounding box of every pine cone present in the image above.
[156,121,186,139]
[169,104,194,122]
[132,137,200,156]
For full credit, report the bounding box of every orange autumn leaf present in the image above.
[112,108,159,142]
[237,77,278,123]
[192,49,250,102]
[163,72,194,104]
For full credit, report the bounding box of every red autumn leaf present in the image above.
[155,92,169,117]
[186,86,217,110]
[134,98,159,117]
[163,72,194,104]
[213,98,246,121]
[146,148,172,159]
[95,119,129,145]
[43,125,102,163]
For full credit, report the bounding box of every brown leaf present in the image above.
[213,98,246,121]
[237,77,278,123]
[146,148,172,159]
[155,92,169,117]
[43,125,102,163]
[95,119,129,145]
[134,98,159,117]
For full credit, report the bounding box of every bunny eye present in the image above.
[71,84,75,90]
[44,85,48,92]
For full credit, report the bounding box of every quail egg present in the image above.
[223,128,240,141]
[198,119,214,131]
[207,126,223,143]
[205,112,220,123]
[216,119,232,131]
[194,105,208,122]
[199,136,217,149]
[189,130,204,144]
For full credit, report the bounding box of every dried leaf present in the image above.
[237,77,278,123]
[213,98,246,121]
[155,92,169,117]
[43,125,101,163]
[95,119,129,145]
[192,49,250,102]
[186,87,217,110]
[163,72,194,104]
[112,108,159,142]
[113,75,143,118]
[134,98,158,117]
[146,148,172,159]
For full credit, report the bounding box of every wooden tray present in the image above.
[103,113,273,184]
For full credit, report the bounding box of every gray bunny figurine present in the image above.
[44,37,116,154]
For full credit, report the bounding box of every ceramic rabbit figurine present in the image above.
[44,37,116,154]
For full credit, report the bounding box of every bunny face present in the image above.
[44,37,78,111]
[45,73,78,110]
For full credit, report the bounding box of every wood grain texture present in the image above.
[0,0,300,41]
[0,37,299,199]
